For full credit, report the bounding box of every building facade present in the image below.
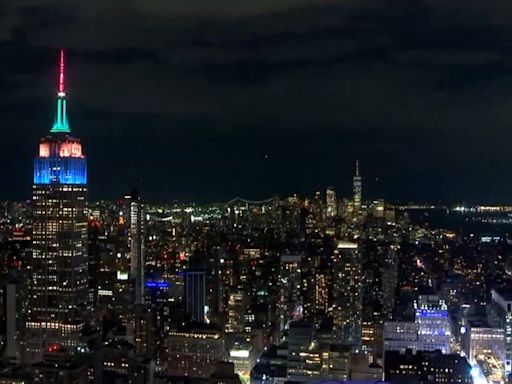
[415,295,451,354]
[125,189,145,305]
[332,241,362,348]
[25,50,90,364]
[185,270,206,323]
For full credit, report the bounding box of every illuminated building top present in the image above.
[33,50,87,185]
[51,50,70,134]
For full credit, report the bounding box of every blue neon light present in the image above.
[420,330,447,336]
[145,281,169,288]
[417,309,448,318]
[34,157,87,185]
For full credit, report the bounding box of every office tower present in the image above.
[125,190,145,305]
[5,280,23,364]
[371,199,385,218]
[384,350,472,384]
[381,245,398,319]
[332,241,362,348]
[134,305,155,355]
[26,50,90,363]
[326,187,337,217]
[228,342,256,383]
[226,289,247,334]
[286,322,321,380]
[185,270,206,323]
[165,328,225,378]
[314,270,329,314]
[32,348,90,384]
[102,341,155,383]
[277,255,303,337]
[361,317,381,356]
[87,218,100,313]
[383,321,419,354]
[349,353,383,381]
[415,295,451,353]
[353,160,362,212]
[461,319,505,368]
[251,346,288,384]
[145,279,170,348]
[488,289,512,375]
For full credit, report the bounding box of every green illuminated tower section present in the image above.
[52,50,70,134]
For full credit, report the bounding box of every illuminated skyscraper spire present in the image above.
[51,49,70,134]
[353,159,362,211]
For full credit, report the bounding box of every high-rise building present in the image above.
[314,270,329,314]
[326,187,337,218]
[461,319,505,368]
[286,322,321,380]
[332,241,362,348]
[228,342,256,382]
[165,328,225,378]
[5,280,24,364]
[277,255,303,337]
[384,349,472,384]
[185,270,206,323]
[32,348,90,384]
[488,289,512,375]
[415,295,451,354]
[134,304,155,355]
[353,160,362,212]
[226,289,247,334]
[383,321,419,354]
[25,50,90,363]
[125,190,145,305]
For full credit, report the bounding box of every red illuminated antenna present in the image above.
[58,49,65,97]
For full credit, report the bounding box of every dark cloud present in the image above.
[1,0,512,203]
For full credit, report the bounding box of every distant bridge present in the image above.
[225,196,275,205]
[147,196,276,222]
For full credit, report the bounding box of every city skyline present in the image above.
[2,0,512,203]
[3,2,512,384]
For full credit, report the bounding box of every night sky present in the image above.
[2,0,512,203]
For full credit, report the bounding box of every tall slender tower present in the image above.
[353,160,362,212]
[125,189,145,305]
[326,187,337,218]
[26,50,90,363]
[332,241,363,348]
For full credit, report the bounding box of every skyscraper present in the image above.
[277,255,303,337]
[185,270,206,323]
[326,187,337,218]
[415,295,451,354]
[26,50,90,363]
[125,189,145,305]
[332,241,362,348]
[353,160,362,212]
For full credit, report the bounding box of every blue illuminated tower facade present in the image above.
[25,51,90,363]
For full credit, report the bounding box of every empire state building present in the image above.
[25,50,90,363]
